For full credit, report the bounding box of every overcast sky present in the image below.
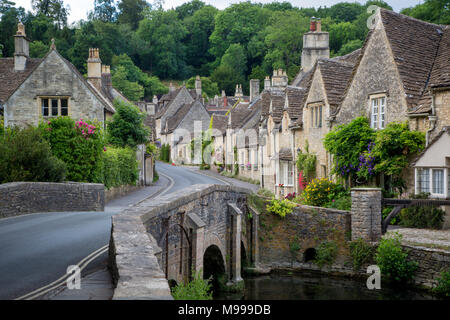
[14,0,425,24]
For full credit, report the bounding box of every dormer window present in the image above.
[370,96,386,129]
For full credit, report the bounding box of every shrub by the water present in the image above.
[349,238,374,270]
[432,271,450,298]
[314,241,339,268]
[171,270,212,300]
[375,233,418,284]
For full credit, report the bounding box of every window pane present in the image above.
[41,99,49,116]
[287,162,293,185]
[51,99,58,116]
[319,106,322,128]
[418,168,430,193]
[433,169,444,194]
[61,99,68,116]
[279,162,286,185]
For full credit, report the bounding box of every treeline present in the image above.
[1,0,448,100]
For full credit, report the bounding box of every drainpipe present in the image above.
[426,93,437,147]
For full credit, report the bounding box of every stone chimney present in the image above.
[271,69,288,87]
[87,48,102,90]
[195,75,202,97]
[301,17,329,73]
[250,79,260,102]
[153,95,158,104]
[169,82,176,93]
[101,65,112,93]
[14,23,29,71]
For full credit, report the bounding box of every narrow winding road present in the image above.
[0,162,226,300]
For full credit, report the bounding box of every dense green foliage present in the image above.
[107,99,150,148]
[266,198,296,218]
[349,238,375,270]
[432,271,450,298]
[314,241,339,268]
[39,117,104,183]
[301,178,346,208]
[159,143,171,163]
[399,206,445,230]
[324,118,425,191]
[375,233,418,283]
[186,76,219,99]
[101,146,138,189]
[2,0,440,96]
[171,270,213,300]
[0,126,66,183]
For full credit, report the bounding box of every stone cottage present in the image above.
[0,23,118,128]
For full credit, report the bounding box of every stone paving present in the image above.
[386,226,450,250]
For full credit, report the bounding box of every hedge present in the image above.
[101,146,138,189]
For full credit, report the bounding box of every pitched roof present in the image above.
[229,102,253,129]
[269,91,285,123]
[380,8,444,109]
[211,114,228,133]
[412,126,450,165]
[317,58,355,107]
[429,26,450,89]
[165,101,195,134]
[286,86,307,120]
[0,58,42,103]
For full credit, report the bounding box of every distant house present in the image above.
[0,23,136,129]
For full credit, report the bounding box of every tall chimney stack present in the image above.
[195,75,202,97]
[250,79,260,102]
[14,23,29,71]
[87,48,102,90]
[264,76,271,90]
[301,17,329,73]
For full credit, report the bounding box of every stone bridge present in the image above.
[109,184,254,299]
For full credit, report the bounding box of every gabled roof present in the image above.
[317,58,355,107]
[285,86,307,120]
[0,58,42,103]
[229,102,253,129]
[165,101,195,134]
[380,8,444,110]
[412,126,450,166]
[211,114,228,133]
[429,26,450,89]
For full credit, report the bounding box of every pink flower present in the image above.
[103,147,107,152]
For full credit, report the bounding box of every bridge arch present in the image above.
[203,245,226,295]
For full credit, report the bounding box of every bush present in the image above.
[171,270,212,300]
[302,178,345,207]
[39,117,104,183]
[326,194,351,211]
[266,198,296,218]
[399,206,445,229]
[107,99,150,148]
[101,146,138,189]
[432,271,450,298]
[0,126,66,183]
[349,238,375,270]
[315,241,339,268]
[375,233,418,284]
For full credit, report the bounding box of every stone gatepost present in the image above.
[351,188,382,242]
[228,203,244,284]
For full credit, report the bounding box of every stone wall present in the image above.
[105,185,141,203]
[0,182,104,218]
[256,203,351,269]
[405,245,450,288]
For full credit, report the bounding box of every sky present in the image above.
[13,0,425,24]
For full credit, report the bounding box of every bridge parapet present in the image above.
[109,184,252,300]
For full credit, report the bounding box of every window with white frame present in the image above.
[370,96,386,129]
[416,167,447,196]
[40,97,69,117]
[278,161,294,186]
[254,149,258,170]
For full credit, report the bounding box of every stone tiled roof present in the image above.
[211,114,228,133]
[380,8,444,110]
[0,58,42,103]
[318,58,355,107]
[165,101,195,134]
[229,102,253,129]
[286,86,307,120]
[270,91,285,123]
[429,26,450,89]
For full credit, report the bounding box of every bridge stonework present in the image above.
[109,184,251,300]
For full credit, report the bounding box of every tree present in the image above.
[90,0,117,22]
[401,0,450,25]
[107,99,150,148]
[211,64,243,96]
[337,39,363,56]
[30,40,49,57]
[117,0,149,30]
[31,0,69,28]
[137,9,188,79]
[175,0,205,20]
[220,43,247,76]
[112,65,145,101]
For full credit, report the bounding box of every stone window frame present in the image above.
[369,93,386,130]
[308,102,323,129]
[39,96,70,118]
[414,167,449,198]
